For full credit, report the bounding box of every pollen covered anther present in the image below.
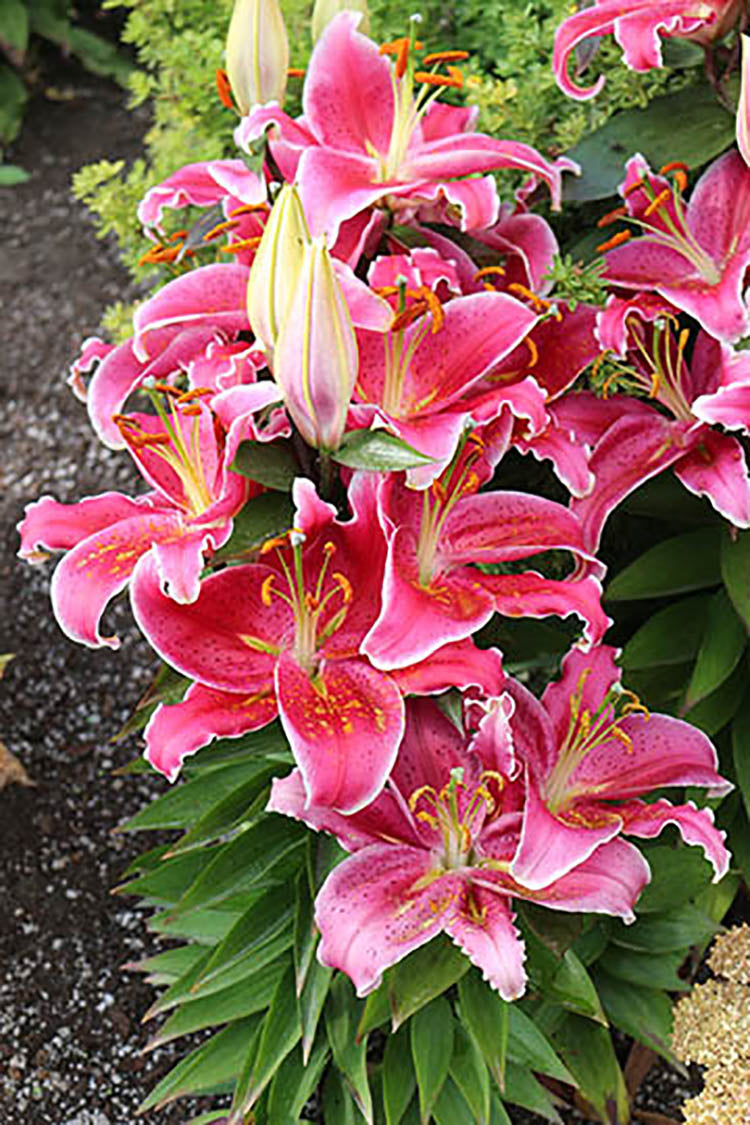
[596,230,632,253]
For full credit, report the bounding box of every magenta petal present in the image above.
[363,528,495,670]
[315,845,457,996]
[145,682,277,781]
[137,159,265,231]
[567,712,732,800]
[621,798,731,881]
[151,520,232,604]
[131,555,285,690]
[268,768,419,851]
[445,888,526,999]
[510,777,623,890]
[303,12,394,156]
[296,145,385,240]
[524,837,651,923]
[389,698,467,798]
[133,264,250,360]
[17,492,150,558]
[482,572,611,649]
[674,429,750,528]
[570,411,697,551]
[687,151,750,263]
[692,379,750,433]
[390,641,505,699]
[275,652,405,813]
[541,645,621,747]
[440,490,590,567]
[49,511,188,649]
[504,678,558,779]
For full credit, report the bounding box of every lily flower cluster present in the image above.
[18,3,745,1000]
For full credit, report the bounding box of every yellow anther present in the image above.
[409,784,438,812]
[333,572,353,604]
[643,188,671,218]
[261,574,276,607]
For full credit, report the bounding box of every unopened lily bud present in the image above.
[247,183,310,354]
[738,35,750,167]
[311,0,369,43]
[226,0,290,115]
[274,237,358,451]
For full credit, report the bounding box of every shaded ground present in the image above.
[0,61,708,1125]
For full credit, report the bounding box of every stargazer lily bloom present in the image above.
[18,391,253,649]
[131,474,505,809]
[599,152,750,342]
[236,12,577,242]
[269,696,652,998]
[507,645,732,890]
[554,0,742,101]
[566,297,750,550]
[362,432,610,670]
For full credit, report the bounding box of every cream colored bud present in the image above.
[247,184,311,354]
[311,0,370,43]
[738,35,750,168]
[226,0,290,115]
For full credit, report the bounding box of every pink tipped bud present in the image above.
[247,183,310,354]
[311,0,370,42]
[273,237,358,451]
[226,0,290,115]
[738,35,750,168]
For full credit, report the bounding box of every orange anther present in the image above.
[473,266,506,282]
[597,206,627,228]
[261,574,276,606]
[287,67,306,77]
[180,405,202,416]
[220,237,263,254]
[323,541,337,555]
[507,283,551,312]
[643,188,671,218]
[422,50,469,65]
[674,169,688,192]
[216,68,235,111]
[260,535,287,554]
[380,37,411,78]
[659,161,689,175]
[202,219,241,242]
[414,70,463,88]
[169,229,189,241]
[176,387,213,403]
[596,230,632,253]
[333,572,353,604]
[151,382,181,397]
[137,432,172,447]
[525,336,539,368]
[623,178,646,197]
[227,203,269,217]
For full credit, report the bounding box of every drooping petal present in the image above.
[674,429,750,528]
[275,651,405,813]
[130,555,286,690]
[620,798,731,881]
[17,492,151,559]
[510,776,623,890]
[445,886,526,999]
[315,845,460,996]
[144,682,277,781]
[482,571,611,649]
[137,159,266,232]
[150,520,233,604]
[390,640,505,699]
[268,768,420,851]
[692,379,750,433]
[49,510,190,649]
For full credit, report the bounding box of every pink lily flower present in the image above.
[362,433,610,671]
[567,297,750,550]
[507,645,732,890]
[554,0,742,101]
[350,273,541,479]
[269,696,652,998]
[599,152,750,342]
[130,475,505,809]
[236,13,577,242]
[17,393,253,649]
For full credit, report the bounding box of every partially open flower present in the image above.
[226,0,290,114]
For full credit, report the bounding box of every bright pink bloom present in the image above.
[554,0,741,101]
[18,397,252,649]
[601,152,750,342]
[362,437,609,670]
[131,475,505,808]
[507,645,732,890]
[236,13,577,241]
[567,298,750,549]
[269,696,651,998]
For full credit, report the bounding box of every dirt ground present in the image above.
[0,58,711,1125]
